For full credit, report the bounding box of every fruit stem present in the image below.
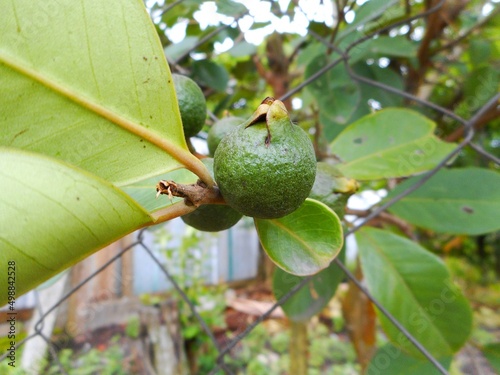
[151,201,197,224]
[156,180,226,207]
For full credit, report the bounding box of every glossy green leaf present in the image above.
[356,63,404,108]
[297,43,326,67]
[0,0,206,186]
[273,247,345,322]
[192,60,229,92]
[338,0,399,40]
[330,108,456,180]
[228,41,258,57]
[164,36,199,61]
[321,63,404,142]
[365,36,417,58]
[367,343,451,375]
[357,227,472,358]
[122,168,197,213]
[0,148,152,304]
[216,0,247,16]
[482,343,500,372]
[255,199,343,276]
[305,56,361,125]
[387,168,500,235]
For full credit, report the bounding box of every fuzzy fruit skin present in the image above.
[214,102,316,219]
[309,162,359,218]
[172,74,207,138]
[181,158,243,232]
[207,117,244,157]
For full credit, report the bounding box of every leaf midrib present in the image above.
[269,219,325,262]
[0,50,213,186]
[361,230,452,353]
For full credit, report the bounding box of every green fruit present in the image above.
[172,73,207,138]
[214,99,316,219]
[309,162,359,219]
[181,158,243,232]
[207,116,244,157]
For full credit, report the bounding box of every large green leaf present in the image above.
[387,168,500,235]
[255,199,343,276]
[0,148,152,304]
[305,55,361,126]
[356,63,404,108]
[0,0,208,186]
[273,247,345,322]
[364,36,417,59]
[216,0,247,17]
[367,343,451,375]
[192,60,229,92]
[357,227,472,358]
[321,63,405,142]
[338,0,400,40]
[330,108,456,180]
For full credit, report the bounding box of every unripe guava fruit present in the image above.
[172,74,207,138]
[213,99,316,219]
[181,158,243,232]
[207,116,244,157]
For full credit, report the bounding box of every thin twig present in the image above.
[306,29,468,126]
[345,0,446,54]
[433,6,500,54]
[345,209,415,239]
[151,0,184,19]
[279,56,344,102]
[172,11,248,65]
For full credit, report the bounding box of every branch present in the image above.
[446,97,500,141]
[433,6,500,54]
[156,179,225,207]
[346,208,415,239]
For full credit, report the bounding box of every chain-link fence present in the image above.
[2,0,499,374]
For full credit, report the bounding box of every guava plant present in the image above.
[0,0,343,302]
[2,0,500,373]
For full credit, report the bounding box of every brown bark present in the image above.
[445,102,500,142]
[407,0,468,95]
[254,33,293,110]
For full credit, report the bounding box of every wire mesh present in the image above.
[2,0,498,374]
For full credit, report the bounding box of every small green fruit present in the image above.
[181,203,243,232]
[309,162,359,219]
[207,116,244,157]
[172,73,207,138]
[181,158,243,232]
[214,99,316,219]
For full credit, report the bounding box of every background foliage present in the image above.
[1,0,499,373]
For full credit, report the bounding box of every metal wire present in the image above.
[4,1,498,374]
